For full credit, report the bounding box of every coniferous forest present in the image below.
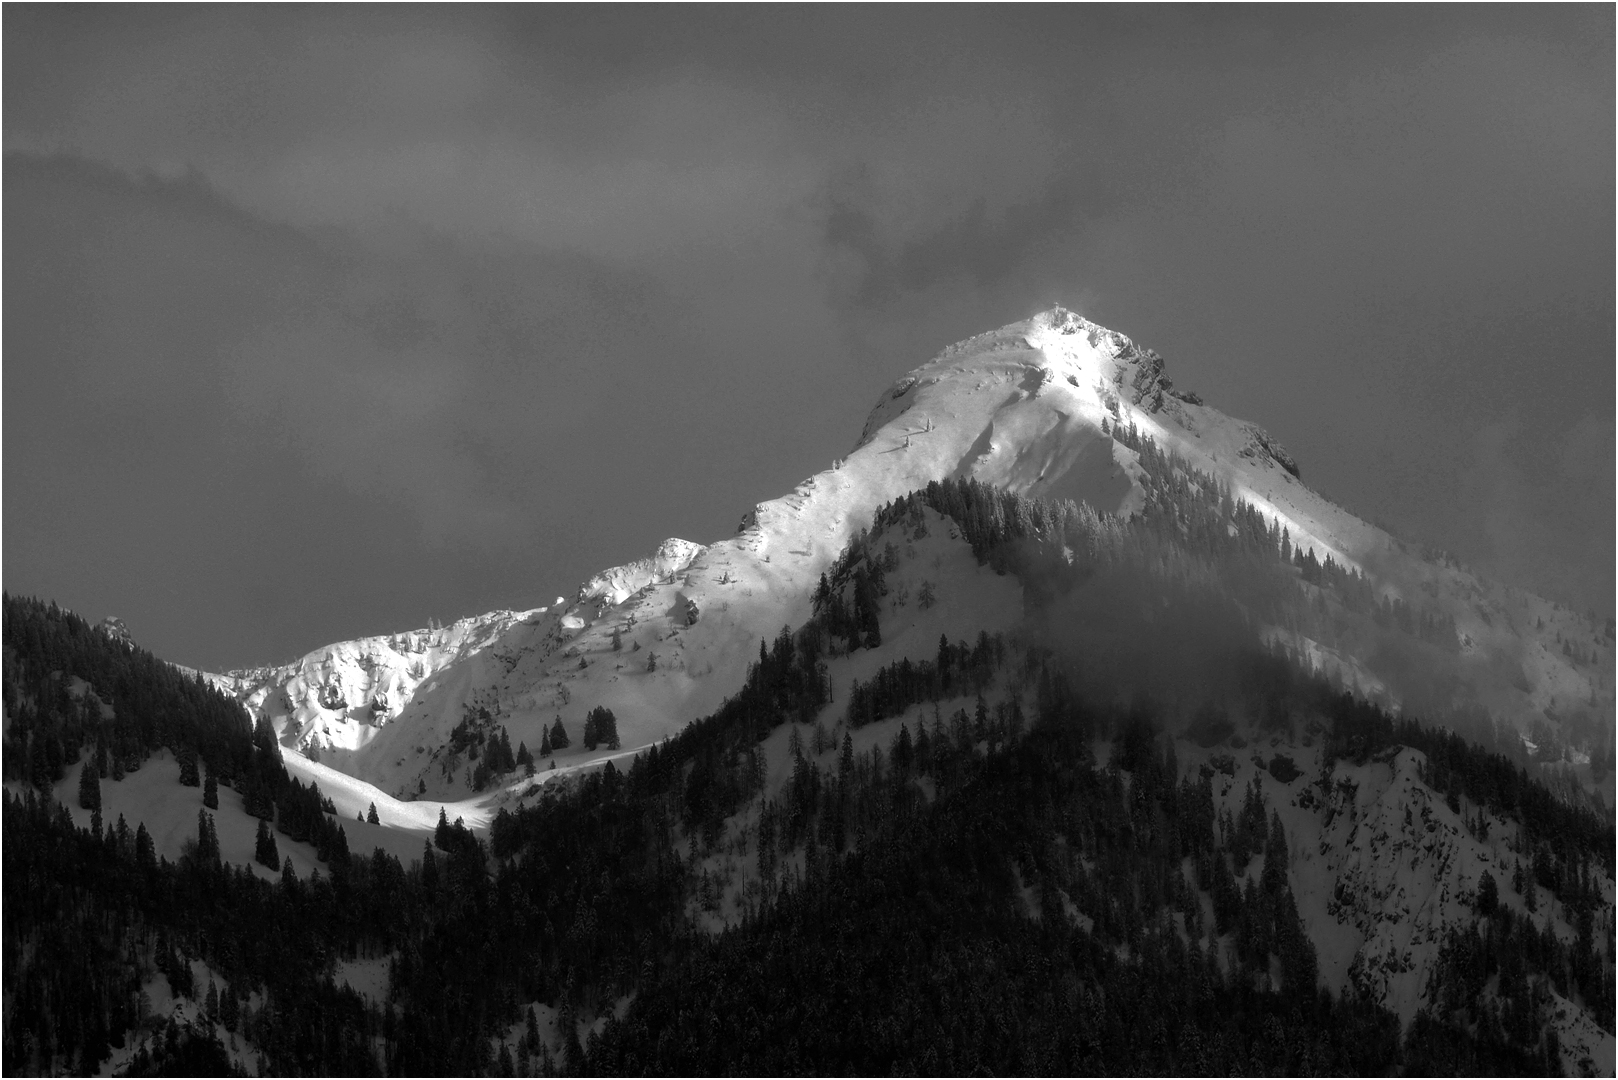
[4,466,1612,1076]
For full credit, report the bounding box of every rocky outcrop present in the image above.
[1240,424,1301,478]
[97,616,134,648]
[317,679,348,712]
[1093,329,1174,414]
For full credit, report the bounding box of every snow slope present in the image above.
[211,307,1611,818]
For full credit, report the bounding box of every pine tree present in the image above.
[1261,811,1289,894]
[254,818,279,870]
[540,729,552,757]
[436,807,452,849]
[893,724,914,773]
[77,759,101,812]
[135,822,156,869]
[646,650,658,672]
[196,809,219,865]
[813,573,831,613]
[178,745,200,787]
[549,717,570,751]
[1477,870,1499,915]
[584,706,619,752]
[203,765,219,810]
[367,802,379,825]
[611,625,623,651]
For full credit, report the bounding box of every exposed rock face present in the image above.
[1241,423,1302,478]
[97,616,133,648]
[1104,336,1174,413]
[318,680,348,712]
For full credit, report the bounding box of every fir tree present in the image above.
[254,818,279,870]
[203,765,219,810]
[178,745,200,787]
[1261,811,1289,894]
[196,809,219,865]
[584,706,620,751]
[1477,870,1499,916]
[893,724,914,773]
[549,717,571,751]
[77,759,101,812]
[540,728,552,757]
[367,802,379,825]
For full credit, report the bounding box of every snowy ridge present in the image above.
[576,538,705,609]
[212,307,1610,816]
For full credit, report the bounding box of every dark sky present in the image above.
[5,6,1613,671]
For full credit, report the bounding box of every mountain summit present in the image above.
[219,307,1611,807]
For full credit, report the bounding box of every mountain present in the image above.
[6,307,1612,1076]
[217,307,1612,807]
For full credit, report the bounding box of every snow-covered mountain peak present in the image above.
[213,304,1611,811]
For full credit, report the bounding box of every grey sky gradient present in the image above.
[5,6,1612,671]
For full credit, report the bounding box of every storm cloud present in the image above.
[5,6,1611,670]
